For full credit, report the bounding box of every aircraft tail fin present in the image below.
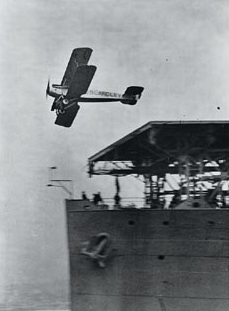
[121,86,144,105]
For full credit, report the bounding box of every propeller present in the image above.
[46,79,50,99]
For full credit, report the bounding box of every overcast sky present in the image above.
[1,0,229,307]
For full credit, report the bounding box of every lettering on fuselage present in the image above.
[86,90,123,98]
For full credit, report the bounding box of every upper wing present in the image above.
[66,65,97,99]
[55,102,80,127]
[61,48,93,86]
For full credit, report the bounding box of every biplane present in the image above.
[46,48,144,127]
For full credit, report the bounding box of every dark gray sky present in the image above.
[1,0,229,306]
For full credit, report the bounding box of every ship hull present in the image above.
[66,200,229,311]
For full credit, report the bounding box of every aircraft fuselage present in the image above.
[47,83,138,103]
[47,84,68,98]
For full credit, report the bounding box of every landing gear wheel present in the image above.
[56,109,66,115]
[63,99,69,106]
[59,109,65,114]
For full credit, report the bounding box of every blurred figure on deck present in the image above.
[114,193,121,208]
[114,177,121,208]
[93,192,103,205]
[82,191,88,200]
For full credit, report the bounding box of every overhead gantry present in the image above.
[88,121,229,208]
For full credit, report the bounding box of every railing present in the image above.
[81,194,229,210]
[102,197,146,209]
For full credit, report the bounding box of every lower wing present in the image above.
[55,102,80,127]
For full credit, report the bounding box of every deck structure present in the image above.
[66,121,229,311]
[88,121,229,209]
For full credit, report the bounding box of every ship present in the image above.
[65,121,229,311]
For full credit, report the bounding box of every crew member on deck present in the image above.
[82,191,88,200]
[114,193,121,208]
[93,192,103,205]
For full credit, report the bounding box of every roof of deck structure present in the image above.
[88,121,229,176]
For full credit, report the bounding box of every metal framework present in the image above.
[88,121,229,208]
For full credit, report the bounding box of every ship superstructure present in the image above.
[66,121,229,311]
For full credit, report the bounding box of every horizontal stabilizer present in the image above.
[55,103,80,127]
[121,86,144,105]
